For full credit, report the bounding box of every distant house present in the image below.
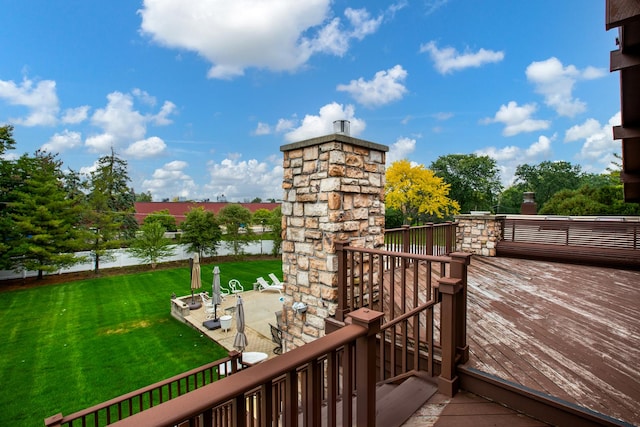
[134,201,280,226]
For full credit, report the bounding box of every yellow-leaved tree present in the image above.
[385,159,460,224]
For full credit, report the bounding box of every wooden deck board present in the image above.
[464,256,640,425]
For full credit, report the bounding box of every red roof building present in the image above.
[134,201,280,225]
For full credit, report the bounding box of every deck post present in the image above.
[450,252,472,364]
[349,308,384,427]
[437,276,463,397]
[402,224,411,253]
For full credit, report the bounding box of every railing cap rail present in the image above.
[111,308,382,427]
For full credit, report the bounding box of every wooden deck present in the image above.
[462,256,640,426]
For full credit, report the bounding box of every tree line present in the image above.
[3,123,637,276]
[0,125,281,278]
[384,153,640,227]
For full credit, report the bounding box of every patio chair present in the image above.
[270,323,283,354]
[224,279,244,294]
[268,273,284,288]
[256,276,283,295]
[200,293,215,320]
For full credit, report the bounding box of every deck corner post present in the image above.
[449,252,472,363]
[348,308,384,427]
[436,276,463,397]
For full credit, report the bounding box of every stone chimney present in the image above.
[520,192,537,215]
[279,133,388,351]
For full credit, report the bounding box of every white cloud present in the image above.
[41,130,83,153]
[142,160,197,200]
[525,57,605,117]
[0,77,59,126]
[86,90,176,153]
[483,101,551,136]
[124,136,167,159]
[253,122,271,136]
[283,102,366,142]
[150,101,177,125]
[139,1,384,79]
[344,8,383,40]
[62,106,90,124]
[85,133,117,152]
[419,41,504,74]
[204,155,283,201]
[476,135,554,185]
[89,92,147,146]
[564,118,601,142]
[337,65,408,108]
[566,113,621,170]
[387,136,416,164]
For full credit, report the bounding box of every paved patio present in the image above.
[180,289,285,359]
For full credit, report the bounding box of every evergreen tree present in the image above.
[0,125,17,267]
[86,149,137,273]
[8,151,87,278]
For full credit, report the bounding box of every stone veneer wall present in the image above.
[455,214,505,256]
[280,134,388,351]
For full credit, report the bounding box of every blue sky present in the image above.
[0,1,620,202]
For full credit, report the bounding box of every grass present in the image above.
[0,258,282,427]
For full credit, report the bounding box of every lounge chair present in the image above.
[256,276,283,294]
[268,273,284,288]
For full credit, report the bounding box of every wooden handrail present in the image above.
[110,308,383,427]
[45,352,243,427]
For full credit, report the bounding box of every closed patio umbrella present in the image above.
[189,253,202,309]
[233,295,248,352]
[204,266,222,330]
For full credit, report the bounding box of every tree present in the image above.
[7,151,87,278]
[86,149,137,273]
[128,221,176,269]
[385,160,460,225]
[180,207,221,258]
[0,124,16,155]
[135,191,153,202]
[385,207,404,229]
[218,203,253,257]
[540,184,640,216]
[430,154,503,213]
[0,125,17,267]
[497,184,528,214]
[252,208,273,232]
[143,209,178,232]
[269,206,282,256]
[513,161,583,208]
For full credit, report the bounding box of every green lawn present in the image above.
[0,258,282,427]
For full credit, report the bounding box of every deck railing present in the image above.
[46,223,470,426]
[335,241,471,395]
[385,222,458,256]
[497,217,640,268]
[97,308,381,427]
[44,352,244,427]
